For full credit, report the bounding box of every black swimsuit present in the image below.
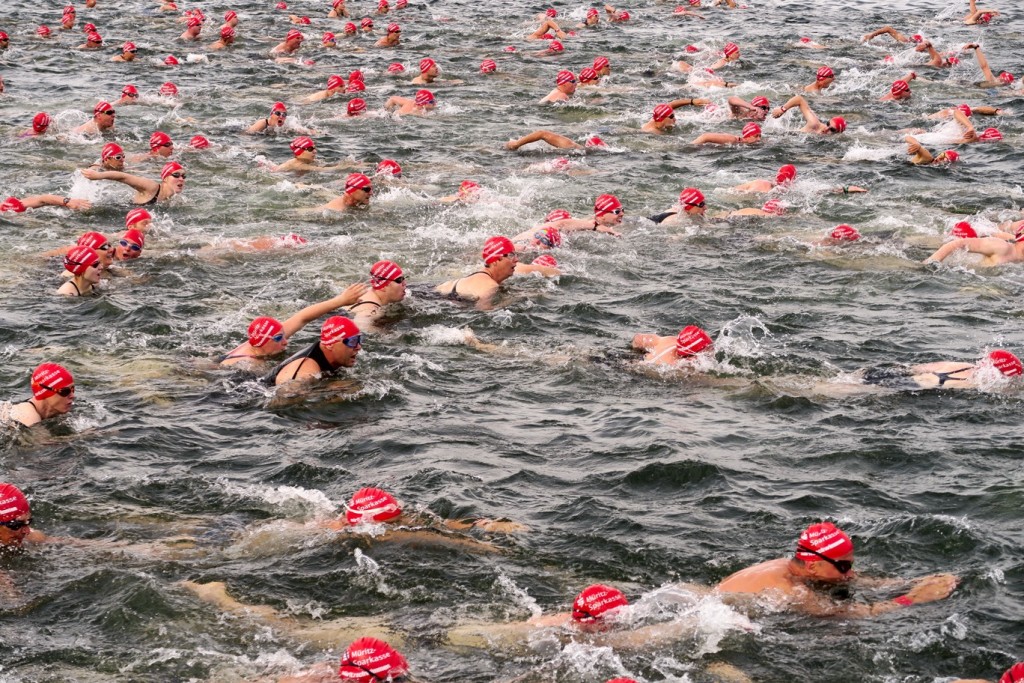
[264,341,335,384]
[862,365,973,389]
[349,300,382,312]
[447,271,490,298]
[930,366,973,386]
[68,281,81,295]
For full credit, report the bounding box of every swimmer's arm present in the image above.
[514,263,561,277]
[384,96,411,111]
[772,95,819,127]
[297,90,331,104]
[246,118,270,134]
[831,185,868,194]
[81,170,159,194]
[905,136,934,164]
[442,518,528,533]
[547,218,601,233]
[274,662,339,683]
[972,106,1003,116]
[180,580,291,625]
[631,333,661,351]
[924,237,1004,263]
[21,194,92,211]
[953,110,977,140]
[691,132,738,145]
[667,97,704,109]
[281,283,370,339]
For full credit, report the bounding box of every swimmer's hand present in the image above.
[66,198,92,211]
[904,573,958,603]
[335,282,370,306]
[596,225,622,237]
[472,518,528,533]
[771,106,786,119]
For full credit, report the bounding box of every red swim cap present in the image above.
[33,112,51,133]
[957,104,972,117]
[419,57,436,74]
[572,584,628,623]
[482,236,516,264]
[979,127,1003,141]
[0,32,7,41]
[122,41,136,52]
[480,59,497,73]
[741,122,761,139]
[941,150,959,163]
[338,638,408,682]
[247,317,284,347]
[751,96,769,108]
[587,7,599,17]
[164,54,179,65]
[546,7,557,16]
[63,4,75,14]
[396,0,407,7]
[723,42,739,57]
[375,159,402,177]
[533,254,558,267]
[344,172,372,194]
[37,25,52,37]
[346,80,366,93]
[86,31,103,44]
[186,15,202,28]
[999,71,1014,85]
[126,208,152,228]
[952,221,976,238]
[298,16,312,24]
[100,142,123,161]
[545,209,571,222]
[189,135,210,152]
[828,117,846,133]
[31,363,74,400]
[346,487,402,524]
[387,23,400,33]
[679,187,705,206]
[503,45,517,53]
[370,260,404,289]
[653,104,674,122]
[224,10,237,21]
[585,135,607,148]
[286,28,303,42]
[556,70,576,86]
[387,62,405,73]
[547,39,564,53]
[64,246,99,276]
[322,31,336,44]
[594,193,622,216]
[276,1,288,8]
[161,161,184,180]
[999,663,1024,683]
[221,26,235,39]
[988,350,1023,377]
[122,84,139,97]
[321,316,360,346]
[817,65,834,81]
[761,199,785,215]
[795,522,853,562]
[776,164,796,184]
[1,197,27,213]
[122,228,146,249]
[0,484,30,523]
[327,74,345,90]
[347,98,367,115]
[676,325,712,356]
[361,17,374,28]
[911,34,923,43]
[78,231,109,250]
[593,56,610,70]
[617,10,629,20]
[579,67,598,82]
[290,136,315,156]
[160,82,179,95]
[685,44,700,53]
[414,89,435,106]
[534,226,562,247]
[830,224,860,241]
[149,131,172,150]
[344,22,357,33]
[93,100,113,116]
[891,79,909,96]
[461,177,481,191]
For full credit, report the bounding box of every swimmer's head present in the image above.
[32,112,51,134]
[164,54,180,66]
[533,254,558,268]
[160,81,179,96]
[37,25,52,38]
[890,79,910,98]
[741,122,761,140]
[375,159,402,177]
[119,229,146,259]
[78,231,109,250]
[347,98,367,116]
[149,131,173,153]
[101,142,125,164]
[585,135,607,148]
[247,317,285,348]
[685,44,700,53]
[594,194,624,222]
[386,62,404,74]
[64,245,100,277]
[0,483,32,544]
[679,187,705,215]
[338,638,408,683]
[816,65,833,82]
[593,56,610,72]
[533,226,562,248]
[830,224,860,241]
[957,104,972,117]
[344,22,357,34]
[676,325,712,357]
[458,180,480,198]
[285,28,304,44]
[220,25,235,41]
[827,117,846,134]
[794,522,854,577]
[320,316,362,363]
[224,10,237,23]
[370,260,406,292]
[579,67,599,84]
[723,42,739,59]
[419,57,437,75]
[776,164,796,185]
[546,7,557,16]
[414,89,435,107]
[545,209,571,222]
[911,34,923,43]
[361,17,374,29]
[386,22,400,34]
[988,350,1023,377]
[327,74,345,90]
[952,221,976,239]
[547,39,564,54]
[322,31,336,46]
[31,363,74,402]
[936,149,959,163]
[617,10,630,20]
[979,127,1003,142]
[122,84,139,99]
[999,663,1024,683]
[344,172,372,196]
[556,70,577,89]
[482,236,517,265]
[653,104,675,124]
[572,584,628,624]
[126,207,152,229]
[1,197,27,213]
[999,71,1014,85]
[289,135,316,157]
[480,59,497,73]
[750,96,770,113]
[161,161,185,182]
[346,487,402,524]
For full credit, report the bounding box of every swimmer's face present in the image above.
[104,155,125,171]
[383,277,406,302]
[327,336,361,367]
[490,251,518,282]
[83,260,103,285]
[597,208,624,226]
[807,551,855,582]
[0,513,33,547]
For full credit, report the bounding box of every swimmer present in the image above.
[505,130,588,151]
[534,193,624,235]
[850,351,1023,390]
[116,85,139,106]
[21,112,52,137]
[962,45,1015,88]
[345,261,407,330]
[795,36,826,49]
[579,7,600,28]
[924,229,1024,266]
[89,142,127,171]
[224,10,239,27]
[648,187,707,225]
[771,95,846,134]
[672,2,706,19]
[56,246,102,296]
[528,16,567,40]
[929,103,1004,119]
[221,283,368,367]
[207,25,235,50]
[270,28,304,55]
[112,229,146,261]
[532,39,565,57]
[124,207,153,234]
[274,638,412,683]
[880,73,916,102]
[964,0,999,25]
[289,15,313,25]
[328,0,350,18]
[435,236,523,304]
[905,136,961,165]
[83,161,186,205]
[273,136,347,174]
[632,325,714,365]
[728,199,787,218]
[511,225,562,251]
[8,364,76,427]
[0,484,47,549]
[138,131,175,160]
[540,70,577,103]
[642,101,690,134]
[345,98,367,117]
[322,31,339,48]
[180,15,202,41]
[438,180,483,204]
[315,172,373,212]
[298,75,346,104]
[374,23,400,47]
[384,89,436,115]
[691,121,761,145]
[268,315,363,386]
[111,41,138,62]
[0,31,8,50]
[40,231,116,270]
[804,65,834,93]
[72,101,117,135]
[862,26,922,44]
[377,0,390,14]
[60,5,76,30]
[77,31,104,50]
[916,41,961,68]
[714,521,958,616]
[731,164,797,193]
[360,17,375,32]
[245,102,290,134]
[410,57,463,85]
[0,195,91,213]
[578,67,600,86]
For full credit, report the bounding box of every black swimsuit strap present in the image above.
[70,281,81,295]
[348,300,382,310]
[934,366,974,386]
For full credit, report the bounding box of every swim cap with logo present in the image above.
[957,104,972,117]
[122,84,139,97]
[323,31,336,44]
[1,197,27,213]
[751,96,769,108]
[723,42,739,57]
[344,172,372,193]
[480,59,497,73]
[572,584,628,623]
[160,82,179,95]
[952,221,976,238]
[338,638,408,682]
[247,317,285,347]
[414,89,435,106]
[0,484,30,523]
[375,159,402,176]
[161,161,184,179]
[78,231,109,250]
[817,66,834,80]
[37,25,52,37]
[679,187,705,206]
[830,224,860,241]
[327,74,345,90]
[290,136,315,156]
[86,31,103,44]
[776,164,797,184]
[361,17,374,28]
[64,246,99,275]
[94,101,113,116]
[347,98,367,115]
[346,487,402,524]
[346,79,366,93]
[370,260,404,289]
[585,136,606,148]
[579,67,598,82]
[482,236,516,264]
[122,41,136,52]
[296,16,311,24]
[387,62,404,73]
[676,325,712,356]
[556,70,576,85]
[547,39,564,53]
[462,179,482,192]
[221,26,235,39]
[761,199,785,215]
[988,350,1023,377]
[33,112,51,133]
[911,34,923,43]
[999,72,1014,85]
[593,56,610,71]
[224,10,237,21]
[828,117,846,133]
[387,23,400,33]
[164,54,180,65]
[533,254,558,267]
[979,127,1003,141]
[587,7,599,17]
[31,363,74,400]
[286,29,303,42]
[546,7,557,16]
[126,208,152,228]
[652,104,675,122]
[276,1,287,8]
[545,209,571,222]
[419,57,436,74]
[795,522,853,562]
[149,131,172,150]
[594,194,622,216]
[685,44,700,52]
[186,16,202,28]
[999,663,1024,683]
[891,79,909,96]
[741,122,761,139]
[122,228,146,249]
[273,100,289,112]
[534,226,562,247]
[617,10,629,20]
[321,316,360,346]
[941,150,959,163]
[101,143,124,162]
[344,22,357,33]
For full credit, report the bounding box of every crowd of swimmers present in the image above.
[2,0,1022,680]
